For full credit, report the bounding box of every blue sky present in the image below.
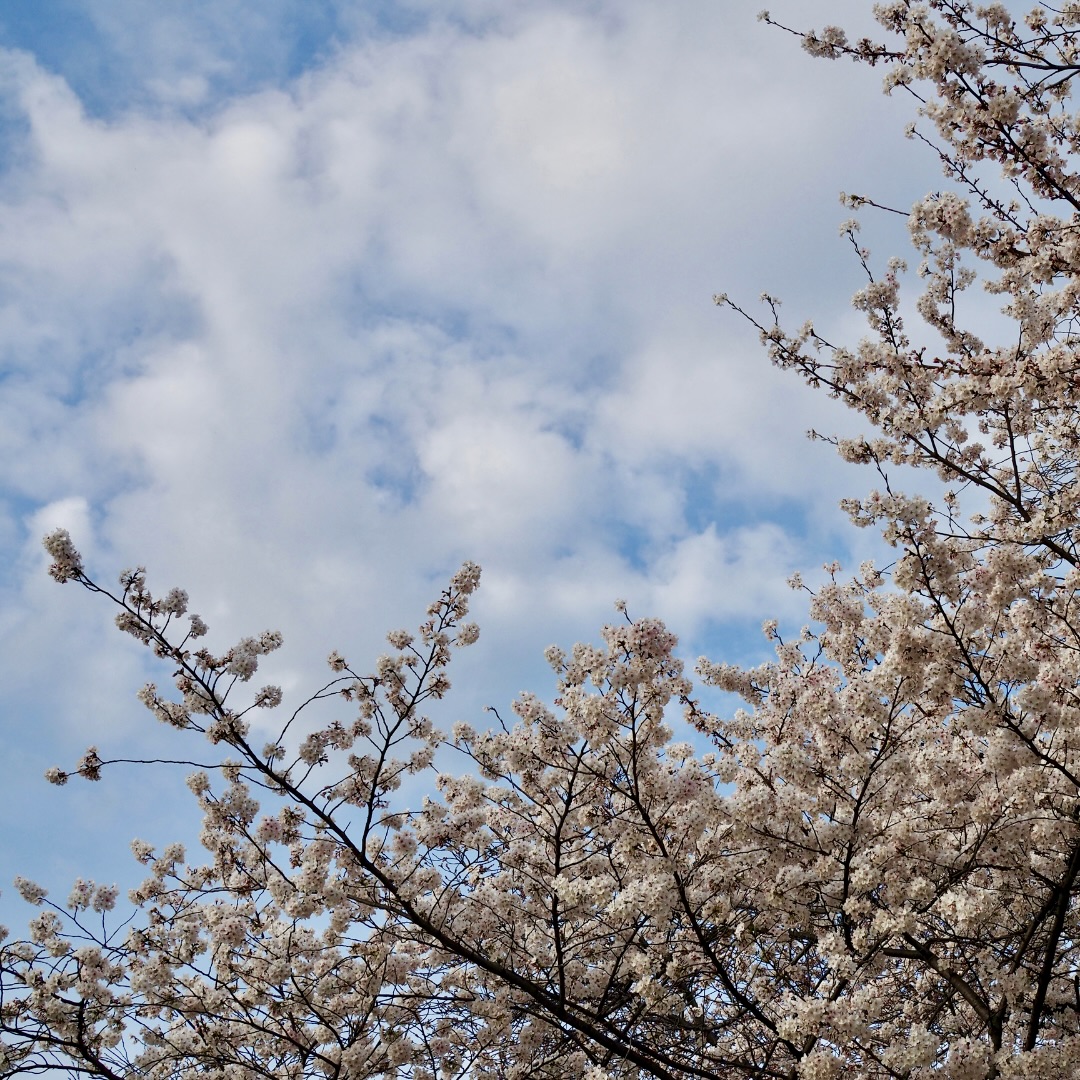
[0,1,931,925]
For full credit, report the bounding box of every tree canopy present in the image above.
[8,4,1080,1078]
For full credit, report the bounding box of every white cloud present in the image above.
[0,2,922,611]
[0,0,937,912]
[30,496,92,542]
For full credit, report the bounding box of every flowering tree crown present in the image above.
[9,4,1080,1078]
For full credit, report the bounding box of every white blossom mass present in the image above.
[6,1,1079,1078]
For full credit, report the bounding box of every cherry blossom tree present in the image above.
[8,3,1080,1077]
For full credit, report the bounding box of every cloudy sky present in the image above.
[0,1,931,923]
